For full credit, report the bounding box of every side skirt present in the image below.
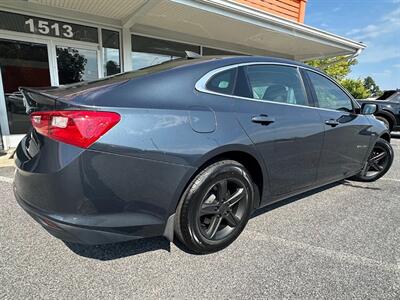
[258,169,362,210]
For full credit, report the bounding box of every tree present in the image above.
[306,56,358,81]
[56,48,87,84]
[306,56,380,99]
[341,78,371,99]
[363,76,382,97]
[105,60,120,76]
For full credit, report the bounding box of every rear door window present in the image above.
[242,65,309,106]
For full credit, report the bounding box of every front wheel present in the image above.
[174,160,254,254]
[351,138,394,182]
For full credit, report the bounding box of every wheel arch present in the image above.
[379,132,391,143]
[170,145,268,217]
[375,110,397,130]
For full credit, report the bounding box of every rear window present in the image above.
[50,58,213,95]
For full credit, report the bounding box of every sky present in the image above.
[305,0,400,90]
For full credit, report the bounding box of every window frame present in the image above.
[303,69,359,113]
[196,62,313,109]
[196,62,360,112]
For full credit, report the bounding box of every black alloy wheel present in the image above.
[198,178,247,240]
[352,138,394,182]
[175,160,254,254]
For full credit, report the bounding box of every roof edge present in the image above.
[185,0,366,52]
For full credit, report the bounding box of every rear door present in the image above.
[234,64,324,198]
[304,69,371,183]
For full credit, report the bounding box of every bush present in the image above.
[340,78,371,99]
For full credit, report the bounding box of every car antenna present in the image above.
[185,51,201,59]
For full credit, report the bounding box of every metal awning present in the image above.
[3,0,365,60]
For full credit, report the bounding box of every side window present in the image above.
[242,65,308,106]
[306,71,353,112]
[206,68,237,95]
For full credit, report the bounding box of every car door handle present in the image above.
[251,115,275,125]
[325,119,340,127]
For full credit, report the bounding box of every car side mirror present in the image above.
[361,103,377,115]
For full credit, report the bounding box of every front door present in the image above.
[234,64,324,198]
[304,70,371,183]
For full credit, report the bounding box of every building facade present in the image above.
[237,0,307,23]
[0,0,364,150]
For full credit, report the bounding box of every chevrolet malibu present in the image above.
[14,56,394,254]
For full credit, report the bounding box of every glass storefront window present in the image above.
[102,29,121,76]
[56,46,98,84]
[131,35,200,70]
[0,39,51,134]
[202,47,244,56]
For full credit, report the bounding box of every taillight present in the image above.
[30,110,121,148]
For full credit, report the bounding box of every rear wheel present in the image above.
[175,160,254,254]
[351,138,394,182]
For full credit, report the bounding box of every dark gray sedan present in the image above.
[14,56,393,254]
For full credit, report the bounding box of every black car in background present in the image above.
[358,89,400,132]
[14,56,394,254]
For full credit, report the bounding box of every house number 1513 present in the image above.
[25,18,74,38]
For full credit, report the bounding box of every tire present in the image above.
[175,160,254,254]
[351,138,394,182]
[375,115,391,131]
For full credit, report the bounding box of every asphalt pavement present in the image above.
[1,136,399,299]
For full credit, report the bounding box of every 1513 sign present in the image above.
[25,18,74,38]
[0,11,98,43]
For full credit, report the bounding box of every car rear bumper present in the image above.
[15,189,144,244]
[14,134,194,244]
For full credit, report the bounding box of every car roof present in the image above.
[180,55,321,73]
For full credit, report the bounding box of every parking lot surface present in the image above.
[1,136,399,299]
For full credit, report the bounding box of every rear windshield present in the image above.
[54,57,217,92]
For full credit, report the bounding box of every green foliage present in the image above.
[306,56,383,99]
[363,76,383,97]
[56,48,87,84]
[341,78,371,99]
[105,60,121,76]
[306,56,358,81]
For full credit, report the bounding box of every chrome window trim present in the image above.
[195,61,359,113]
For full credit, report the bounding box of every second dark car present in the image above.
[14,56,393,253]
[358,89,400,132]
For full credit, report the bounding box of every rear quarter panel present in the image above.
[83,65,268,214]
